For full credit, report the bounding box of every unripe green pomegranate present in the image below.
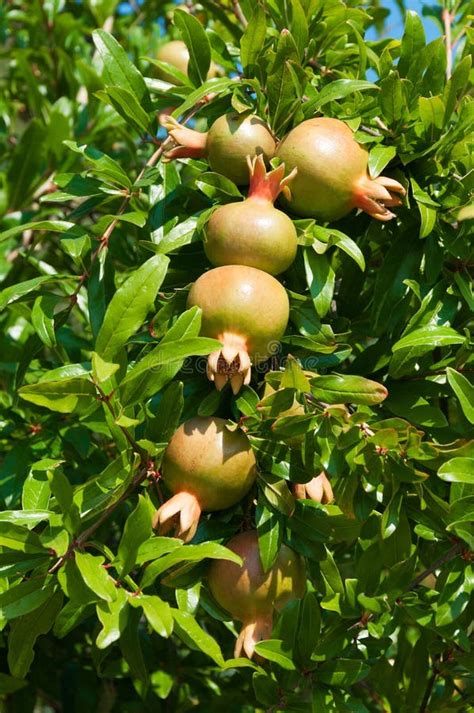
[276,117,405,222]
[153,417,257,542]
[186,265,289,393]
[156,40,218,84]
[204,155,298,275]
[161,112,276,184]
[208,530,306,658]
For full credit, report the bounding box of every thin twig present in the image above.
[232,0,248,27]
[419,669,438,712]
[442,8,453,79]
[48,464,149,574]
[408,542,463,591]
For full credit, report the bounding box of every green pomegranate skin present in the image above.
[276,117,368,221]
[156,41,190,81]
[186,265,289,362]
[162,417,256,511]
[207,114,276,185]
[204,200,297,275]
[156,41,217,83]
[208,530,306,621]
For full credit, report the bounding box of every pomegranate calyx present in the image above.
[207,333,251,395]
[235,614,273,659]
[160,115,208,161]
[293,472,334,503]
[152,491,201,543]
[247,154,297,204]
[353,173,406,221]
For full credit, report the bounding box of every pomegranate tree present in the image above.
[186,265,289,393]
[276,117,405,221]
[161,112,276,184]
[204,155,298,275]
[208,530,306,658]
[153,417,257,542]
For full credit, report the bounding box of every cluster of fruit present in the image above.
[152,41,405,658]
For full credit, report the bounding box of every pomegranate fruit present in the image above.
[204,155,298,275]
[293,472,334,503]
[186,265,289,393]
[156,40,217,84]
[208,530,306,658]
[276,117,405,222]
[161,112,276,184]
[153,417,256,542]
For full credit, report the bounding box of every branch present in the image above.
[48,464,150,575]
[442,8,453,79]
[408,542,463,591]
[419,669,438,712]
[232,0,248,28]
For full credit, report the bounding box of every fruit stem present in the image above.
[160,115,208,161]
[247,154,297,205]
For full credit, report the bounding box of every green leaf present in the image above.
[398,11,425,77]
[296,592,321,665]
[446,368,474,424]
[443,55,471,122]
[438,458,474,484]
[7,119,47,210]
[317,659,370,685]
[31,294,57,348]
[136,537,183,565]
[97,86,151,134]
[75,552,117,602]
[379,72,404,124]
[8,590,63,678]
[92,29,151,110]
[172,610,224,666]
[64,142,132,189]
[141,542,241,589]
[0,674,27,694]
[95,254,169,360]
[0,522,46,554]
[130,594,173,638]
[96,588,128,649]
[0,220,77,245]
[117,495,153,576]
[304,250,335,318]
[256,502,282,573]
[146,381,184,443]
[240,5,266,74]
[310,374,387,405]
[0,580,56,621]
[305,80,378,113]
[173,9,211,86]
[368,145,397,178]
[0,276,64,312]
[119,608,149,686]
[0,510,53,526]
[47,468,80,533]
[18,377,96,414]
[392,326,465,351]
[254,640,296,670]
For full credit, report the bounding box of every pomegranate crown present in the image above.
[160,115,208,161]
[247,154,297,204]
